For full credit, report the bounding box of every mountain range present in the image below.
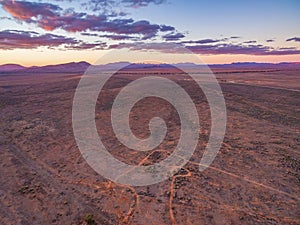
[0,61,299,73]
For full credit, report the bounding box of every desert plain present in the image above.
[0,65,299,225]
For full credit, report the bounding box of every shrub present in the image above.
[84,214,95,225]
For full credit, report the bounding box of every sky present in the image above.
[0,0,299,66]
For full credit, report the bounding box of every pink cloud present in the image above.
[1,0,175,40]
[0,30,106,50]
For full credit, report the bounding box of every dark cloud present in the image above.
[266,39,274,42]
[100,34,137,40]
[39,13,108,32]
[101,19,164,39]
[159,25,176,32]
[81,32,138,40]
[243,40,257,44]
[0,30,78,50]
[186,43,300,55]
[109,42,187,53]
[279,47,296,50]
[182,39,224,44]
[121,0,166,8]
[80,32,99,37]
[109,41,300,55]
[186,44,268,55]
[81,0,123,15]
[286,37,300,42]
[69,42,107,50]
[0,30,106,50]
[53,0,166,9]
[267,49,300,55]
[162,32,185,41]
[1,0,175,40]
[0,16,14,21]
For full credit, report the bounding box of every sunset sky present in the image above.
[0,0,299,66]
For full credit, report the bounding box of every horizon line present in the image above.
[1,61,300,68]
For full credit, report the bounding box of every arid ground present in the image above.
[0,67,299,225]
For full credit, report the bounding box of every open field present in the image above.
[215,69,300,91]
[0,68,299,224]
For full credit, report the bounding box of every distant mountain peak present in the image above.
[0,64,26,72]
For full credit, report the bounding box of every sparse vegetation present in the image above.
[0,68,299,224]
[84,214,96,225]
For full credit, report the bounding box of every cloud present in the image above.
[100,34,137,40]
[186,43,300,55]
[81,0,122,14]
[69,42,107,50]
[182,44,268,55]
[109,41,300,55]
[162,32,185,41]
[101,19,167,39]
[279,47,296,50]
[159,25,176,32]
[267,49,300,55]
[1,0,175,40]
[1,28,299,55]
[243,40,257,44]
[81,32,138,40]
[182,39,225,44]
[80,32,100,37]
[0,30,77,50]
[0,30,106,50]
[109,42,187,53]
[286,37,300,42]
[121,0,166,8]
[1,0,61,21]
[53,0,166,9]
[266,39,274,42]
[0,16,14,21]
